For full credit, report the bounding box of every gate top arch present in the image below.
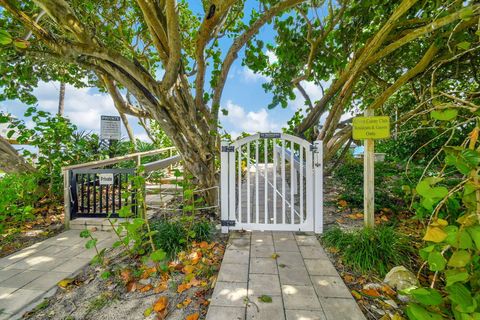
[231,132,312,149]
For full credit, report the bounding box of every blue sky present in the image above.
[0,1,326,142]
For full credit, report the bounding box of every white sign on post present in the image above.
[100,115,121,140]
[99,173,114,185]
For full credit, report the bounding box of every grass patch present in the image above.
[151,218,215,258]
[321,226,412,276]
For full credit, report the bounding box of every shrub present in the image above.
[151,218,215,258]
[191,220,214,242]
[321,226,412,276]
[0,173,41,231]
[151,220,187,258]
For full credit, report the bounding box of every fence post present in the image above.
[63,169,71,230]
[314,140,323,234]
[220,141,229,233]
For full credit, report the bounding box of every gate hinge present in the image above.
[221,146,235,152]
[310,144,318,152]
[221,220,236,227]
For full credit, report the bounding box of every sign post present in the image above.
[352,113,390,228]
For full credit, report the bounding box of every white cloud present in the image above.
[240,67,271,83]
[220,100,279,134]
[289,80,327,112]
[266,50,278,64]
[28,82,118,131]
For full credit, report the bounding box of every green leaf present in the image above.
[405,303,443,320]
[431,109,458,121]
[457,41,471,50]
[466,226,480,250]
[460,7,474,20]
[410,288,443,306]
[85,238,97,249]
[13,39,29,49]
[0,30,12,45]
[80,230,91,238]
[258,295,273,303]
[150,249,166,262]
[446,283,477,313]
[447,250,471,268]
[445,269,469,287]
[427,251,446,271]
[420,245,435,260]
[445,227,473,249]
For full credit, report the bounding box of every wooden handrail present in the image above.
[62,147,177,171]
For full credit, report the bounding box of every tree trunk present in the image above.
[57,82,65,116]
[0,136,36,174]
[119,111,136,151]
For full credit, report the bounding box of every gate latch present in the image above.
[221,220,236,227]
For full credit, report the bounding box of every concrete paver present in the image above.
[0,229,114,319]
[207,231,365,320]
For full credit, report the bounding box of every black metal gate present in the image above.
[69,169,137,219]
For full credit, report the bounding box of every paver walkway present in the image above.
[0,229,114,319]
[206,231,366,320]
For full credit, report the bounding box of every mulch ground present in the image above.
[0,204,64,258]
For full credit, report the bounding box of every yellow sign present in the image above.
[352,116,390,140]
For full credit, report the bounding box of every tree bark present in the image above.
[119,111,136,151]
[0,135,36,174]
[57,81,65,116]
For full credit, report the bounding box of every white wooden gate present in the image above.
[220,133,323,233]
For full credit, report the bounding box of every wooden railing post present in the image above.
[63,169,71,230]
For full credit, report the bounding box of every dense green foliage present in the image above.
[322,226,412,276]
[333,156,422,212]
[0,173,40,232]
[405,125,480,320]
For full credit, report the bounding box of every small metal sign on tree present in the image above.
[352,111,390,228]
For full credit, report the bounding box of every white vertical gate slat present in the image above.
[281,139,286,225]
[273,139,277,224]
[305,144,313,228]
[300,146,304,224]
[228,144,235,226]
[238,146,242,223]
[314,140,323,234]
[290,141,294,224]
[220,141,229,233]
[264,139,268,224]
[255,140,259,224]
[247,142,251,224]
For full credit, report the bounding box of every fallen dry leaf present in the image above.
[183,265,195,274]
[177,283,191,293]
[362,288,381,297]
[153,296,169,313]
[186,313,199,320]
[139,284,153,292]
[120,269,132,283]
[177,298,192,309]
[199,241,209,249]
[126,280,137,293]
[154,282,168,293]
[57,278,74,288]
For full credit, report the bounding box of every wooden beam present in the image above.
[62,147,176,170]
